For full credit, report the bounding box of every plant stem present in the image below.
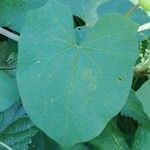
[124,4,140,18]
[138,22,150,32]
[0,141,13,150]
[132,75,139,90]
[0,27,19,42]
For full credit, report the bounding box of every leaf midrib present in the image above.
[65,46,80,135]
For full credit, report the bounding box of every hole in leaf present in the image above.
[73,15,86,28]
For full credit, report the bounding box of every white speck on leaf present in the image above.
[50,99,54,103]
[104,103,108,106]
[37,74,40,78]
[34,60,41,64]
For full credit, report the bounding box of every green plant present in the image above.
[138,0,150,11]
[0,0,150,150]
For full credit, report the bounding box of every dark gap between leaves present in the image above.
[0,26,20,43]
[3,27,20,35]
[0,27,9,42]
[117,113,139,134]
[132,75,149,91]
[117,113,139,147]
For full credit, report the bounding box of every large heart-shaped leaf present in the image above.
[17,0,138,149]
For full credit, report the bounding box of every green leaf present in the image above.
[121,90,149,124]
[0,101,37,150]
[0,40,19,112]
[0,40,17,69]
[0,71,20,112]
[30,130,89,150]
[58,0,108,26]
[89,118,130,150]
[98,0,149,25]
[73,144,89,150]
[97,0,150,41]
[0,0,47,32]
[136,80,150,119]
[30,131,62,150]
[17,0,138,149]
[22,0,47,6]
[132,123,150,150]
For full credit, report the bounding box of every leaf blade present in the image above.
[17,0,139,148]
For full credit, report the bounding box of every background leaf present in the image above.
[0,101,37,150]
[0,39,17,69]
[97,0,150,41]
[0,40,19,112]
[136,80,150,119]
[88,118,130,150]
[121,90,149,124]
[30,130,89,150]
[29,130,62,150]
[0,71,20,112]
[0,0,47,32]
[132,123,150,150]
